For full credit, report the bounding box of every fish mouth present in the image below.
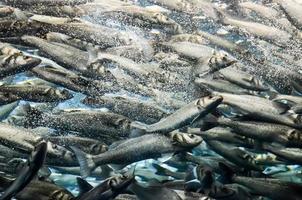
[18,57,41,69]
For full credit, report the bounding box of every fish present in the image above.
[82,95,169,124]
[0,123,77,167]
[195,77,253,94]
[30,15,133,48]
[213,92,302,128]
[263,143,302,165]
[217,68,270,91]
[194,51,237,77]
[129,181,182,200]
[77,174,134,200]
[148,0,218,20]
[220,162,302,200]
[31,65,117,97]
[15,180,75,200]
[161,41,214,61]
[217,10,293,47]
[71,132,202,177]
[4,0,92,7]
[277,0,302,30]
[0,43,41,79]
[209,117,302,148]
[205,140,264,171]
[193,127,256,148]
[23,105,132,142]
[0,141,47,200]
[45,135,108,155]
[0,20,39,38]
[0,84,73,103]
[131,95,222,134]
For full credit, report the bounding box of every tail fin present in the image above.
[21,103,44,128]
[152,163,170,176]
[76,177,93,197]
[218,162,235,184]
[291,80,302,96]
[70,146,96,178]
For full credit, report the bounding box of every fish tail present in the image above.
[291,80,302,95]
[218,162,235,184]
[70,146,96,178]
[152,163,169,176]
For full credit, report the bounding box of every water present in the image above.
[0,0,302,199]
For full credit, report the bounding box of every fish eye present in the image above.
[188,134,195,138]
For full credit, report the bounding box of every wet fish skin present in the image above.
[213,92,302,129]
[205,140,263,171]
[78,174,134,200]
[194,51,237,77]
[217,9,292,47]
[0,43,41,79]
[0,123,77,167]
[71,132,202,177]
[129,182,182,200]
[131,95,223,134]
[0,84,73,103]
[194,127,256,148]
[100,5,183,34]
[217,68,269,91]
[220,163,302,200]
[15,180,74,200]
[23,105,133,141]
[0,141,47,200]
[31,16,133,48]
[45,135,108,155]
[82,95,169,124]
[194,77,253,95]
[277,0,302,30]
[31,65,115,96]
[0,20,39,38]
[4,0,92,7]
[0,93,20,106]
[212,117,302,148]
[263,143,302,165]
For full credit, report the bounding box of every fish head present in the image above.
[107,174,133,190]
[47,142,75,160]
[81,96,103,106]
[56,89,73,100]
[171,132,203,147]
[286,129,302,142]
[196,165,214,183]
[49,190,73,200]
[197,95,223,110]
[209,51,237,70]
[89,143,108,154]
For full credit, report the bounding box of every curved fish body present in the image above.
[0,141,47,200]
[213,92,302,129]
[83,95,169,124]
[131,95,222,133]
[71,132,202,177]
[31,65,117,96]
[205,140,263,171]
[0,84,73,103]
[218,11,292,46]
[24,106,132,141]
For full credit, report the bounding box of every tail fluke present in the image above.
[76,177,93,197]
[218,162,236,184]
[70,146,96,178]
